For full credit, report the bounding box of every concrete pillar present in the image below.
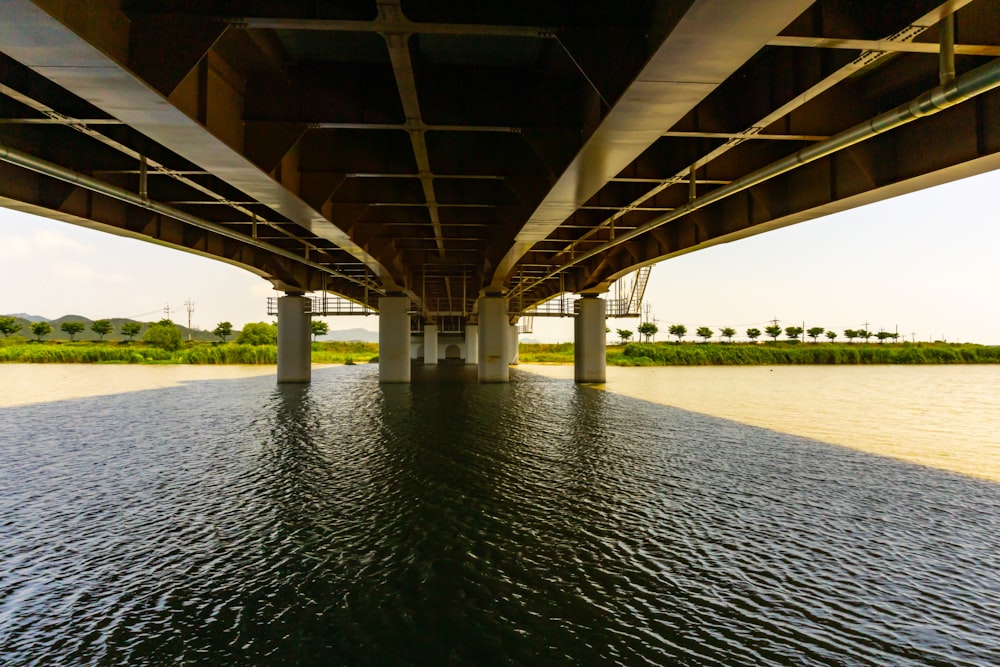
[277,294,311,384]
[478,296,509,382]
[379,296,410,383]
[465,324,478,365]
[423,323,438,365]
[574,295,606,383]
[508,324,520,365]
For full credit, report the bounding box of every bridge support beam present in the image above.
[277,294,311,384]
[379,296,410,383]
[423,323,438,365]
[465,324,478,365]
[574,296,606,383]
[477,296,509,383]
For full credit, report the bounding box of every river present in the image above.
[1,363,998,665]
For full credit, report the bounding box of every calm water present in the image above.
[1,364,998,665]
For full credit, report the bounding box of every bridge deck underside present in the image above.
[0,0,998,320]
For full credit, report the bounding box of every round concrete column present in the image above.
[379,296,410,383]
[277,294,311,383]
[465,324,478,365]
[508,324,520,365]
[477,296,509,382]
[574,295,606,383]
[423,323,439,365]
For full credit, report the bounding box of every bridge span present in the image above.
[1,1,999,383]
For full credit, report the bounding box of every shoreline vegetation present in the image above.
[0,339,378,365]
[0,338,998,365]
[526,342,1000,365]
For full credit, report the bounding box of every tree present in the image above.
[120,321,142,342]
[30,321,53,342]
[311,320,329,341]
[60,321,86,341]
[825,330,837,342]
[237,322,278,345]
[784,325,803,342]
[213,321,233,343]
[859,329,873,343]
[876,329,893,344]
[720,327,736,343]
[91,319,113,341]
[666,323,685,342]
[765,324,782,342]
[616,328,633,345]
[844,329,858,343]
[807,326,825,343]
[889,332,900,343]
[746,327,761,342]
[143,319,182,351]
[696,326,713,343]
[0,315,21,337]
[638,321,659,343]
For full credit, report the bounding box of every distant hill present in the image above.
[7,312,48,323]
[319,327,378,343]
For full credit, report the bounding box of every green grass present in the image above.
[520,341,1000,366]
[0,340,379,365]
[3,339,997,366]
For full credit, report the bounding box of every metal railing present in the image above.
[267,294,377,317]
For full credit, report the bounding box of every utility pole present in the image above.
[163,303,172,320]
[184,298,195,340]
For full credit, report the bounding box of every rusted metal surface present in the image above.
[0,1,998,319]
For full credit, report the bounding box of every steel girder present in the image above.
[0,0,998,318]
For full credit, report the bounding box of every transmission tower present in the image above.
[184,298,195,340]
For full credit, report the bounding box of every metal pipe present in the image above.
[0,140,376,291]
[530,55,1000,290]
[138,155,147,199]
[940,13,956,86]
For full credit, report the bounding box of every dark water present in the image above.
[1,365,998,666]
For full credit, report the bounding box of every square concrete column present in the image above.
[465,324,478,364]
[277,294,311,383]
[379,296,410,383]
[477,296,509,382]
[423,323,438,365]
[508,324,520,364]
[574,295,606,383]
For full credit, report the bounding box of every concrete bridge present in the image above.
[1,0,999,383]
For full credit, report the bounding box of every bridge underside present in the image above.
[1,1,999,322]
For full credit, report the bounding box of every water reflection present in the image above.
[1,365,998,665]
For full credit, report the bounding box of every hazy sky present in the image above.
[1,168,998,344]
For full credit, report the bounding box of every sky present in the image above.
[1,168,999,344]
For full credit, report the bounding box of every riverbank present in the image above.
[2,339,998,365]
[521,341,1000,365]
[0,340,378,365]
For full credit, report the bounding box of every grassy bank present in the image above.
[0,339,379,365]
[518,341,1000,365]
[4,338,998,366]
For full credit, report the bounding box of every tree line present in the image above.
[0,315,332,349]
[615,322,904,344]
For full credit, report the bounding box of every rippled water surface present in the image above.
[2,364,999,665]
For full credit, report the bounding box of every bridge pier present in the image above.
[574,295,606,383]
[508,324,520,365]
[277,294,311,384]
[379,296,410,383]
[477,296,509,383]
[465,324,478,365]
[423,323,438,365]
